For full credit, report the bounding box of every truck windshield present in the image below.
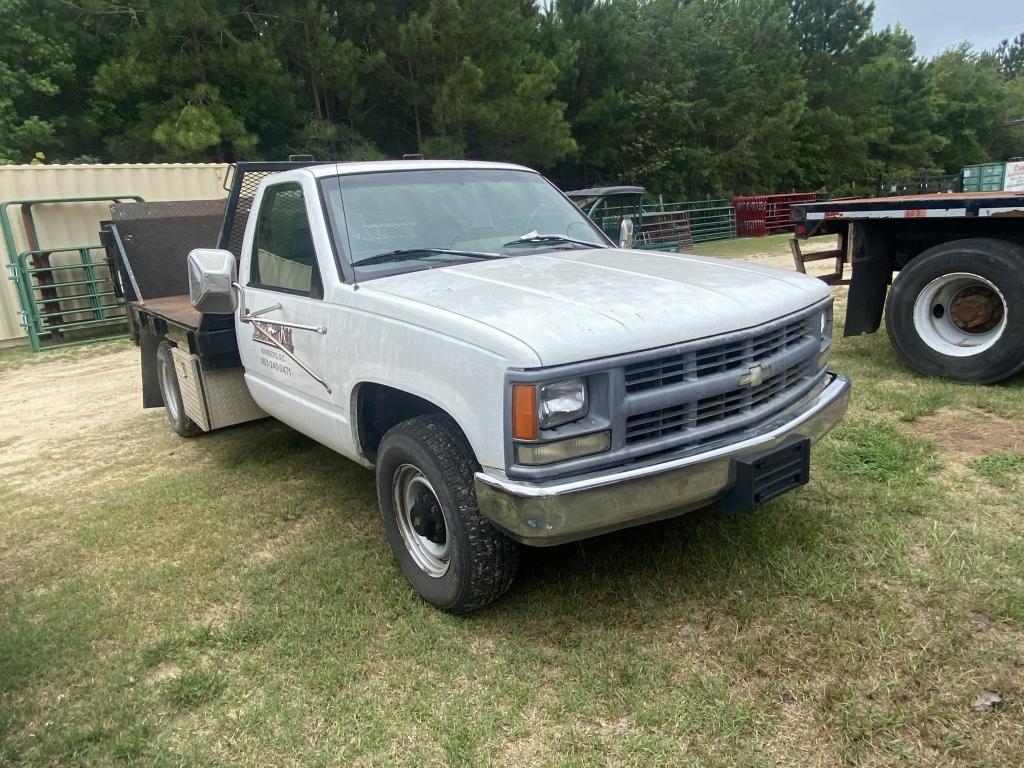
[319,168,609,279]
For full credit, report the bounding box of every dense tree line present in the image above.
[2,0,1023,196]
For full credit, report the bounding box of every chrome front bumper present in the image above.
[475,372,851,546]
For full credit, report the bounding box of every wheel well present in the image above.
[355,383,446,463]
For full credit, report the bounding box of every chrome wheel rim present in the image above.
[912,272,1007,357]
[158,354,181,422]
[392,464,451,577]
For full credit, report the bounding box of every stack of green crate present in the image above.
[962,163,1005,192]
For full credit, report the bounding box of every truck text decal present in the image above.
[252,323,295,354]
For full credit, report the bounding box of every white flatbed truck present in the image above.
[105,159,850,612]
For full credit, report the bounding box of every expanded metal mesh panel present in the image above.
[111,199,225,221]
[224,171,276,258]
[108,200,225,301]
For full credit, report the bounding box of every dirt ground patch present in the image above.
[0,345,198,494]
[732,237,840,276]
[0,346,141,459]
[902,407,1024,464]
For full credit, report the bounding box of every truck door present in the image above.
[236,180,341,448]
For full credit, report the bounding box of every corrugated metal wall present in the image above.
[0,163,230,345]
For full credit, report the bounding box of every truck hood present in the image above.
[363,248,831,367]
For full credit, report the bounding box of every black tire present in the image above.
[376,414,518,613]
[156,341,202,437]
[885,238,1024,384]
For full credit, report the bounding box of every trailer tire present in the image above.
[376,414,518,613]
[156,341,202,437]
[885,238,1024,384]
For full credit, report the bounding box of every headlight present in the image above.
[538,378,587,429]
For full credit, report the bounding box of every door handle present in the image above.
[232,284,327,334]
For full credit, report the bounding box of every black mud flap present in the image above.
[139,325,164,409]
[719,437,811,514]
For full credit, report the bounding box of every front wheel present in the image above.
[376,414,518,613]
[885,238,1024,384]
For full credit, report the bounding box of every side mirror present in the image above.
[618,217,636,249]
[188,248,238,314]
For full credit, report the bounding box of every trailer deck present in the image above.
[794,191,1024,235]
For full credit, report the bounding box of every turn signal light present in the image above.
[512,384,538,440]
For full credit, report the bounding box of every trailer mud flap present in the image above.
[844,224,892,337]
[140,326,164,409]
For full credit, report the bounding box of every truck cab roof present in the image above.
[303,159,536,179]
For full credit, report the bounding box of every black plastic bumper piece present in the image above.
[719,436,811,513]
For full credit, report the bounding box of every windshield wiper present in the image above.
[351,248,503,267]
[503,234,606,249]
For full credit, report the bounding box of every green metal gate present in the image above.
[2,195,142,351]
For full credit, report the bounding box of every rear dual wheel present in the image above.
[885,238,1024,384]
[156,341,202,437]
[375,414,518,613]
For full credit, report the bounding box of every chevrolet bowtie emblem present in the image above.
[739,364,767,388]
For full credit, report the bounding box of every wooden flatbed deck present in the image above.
[131,295,201,330]
[795,191,1024,219]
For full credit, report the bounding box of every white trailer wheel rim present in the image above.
[392,464,451,578]
[912,272,1007,358]
[158,354,181,422]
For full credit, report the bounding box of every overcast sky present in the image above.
[871,0,1024,58]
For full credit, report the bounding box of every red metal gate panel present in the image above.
[732,193,818,237]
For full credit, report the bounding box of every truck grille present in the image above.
[621,307,824,451]
[624,316,811,393]
[625,359,814,444]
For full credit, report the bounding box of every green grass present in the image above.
[687,233,841,263]
[2,282,1024,765]
[687,232,806,259]
[971,452,1024,488]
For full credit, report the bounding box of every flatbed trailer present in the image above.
[791,191,1024,383]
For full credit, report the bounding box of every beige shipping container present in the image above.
[0,163,230,346]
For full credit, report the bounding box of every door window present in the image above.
[251,183,322,297]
